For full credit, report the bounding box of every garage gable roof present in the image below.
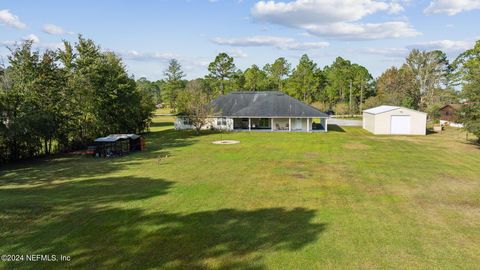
[363,105,400,114]
[363,105,427,115]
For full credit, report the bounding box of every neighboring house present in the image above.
[438,104,463,128]
[363,105,427,135]
[175,91,329,132]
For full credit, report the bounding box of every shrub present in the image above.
[333,102,350,115]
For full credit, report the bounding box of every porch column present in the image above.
[288,118,291,131]
[248,118,251,131]
[325,118,328,132]
[271,118,274,131]
[307,118,310,132]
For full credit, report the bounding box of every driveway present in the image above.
[328,118,362,126]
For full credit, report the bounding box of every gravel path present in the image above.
[328,119,363,126]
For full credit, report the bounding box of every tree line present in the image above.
[152,40,479,140]
[0,36,156,163]
[1,36,479,163]
[152,48,465,117]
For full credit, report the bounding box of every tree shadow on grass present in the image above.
[0,123,198,186]
[327,124,346,133]
[1,176,326,270]
[5,208,325,270]
[0,176,174,234]
[150,121,174,128]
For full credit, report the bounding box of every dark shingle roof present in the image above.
[210,91,328,118]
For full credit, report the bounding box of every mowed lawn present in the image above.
[1,117,480,269]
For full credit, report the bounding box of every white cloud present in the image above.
[424,0,480,15]
[0,9,27,29]
[42,24,73,35]
[407,40,474,53]
[250,0,419,40]
[120,50,180,62]
[251,0,395,25]
[211,35,329,50]
[119,50,209,72]
[358,47,409,58]
[388,2,405,14]
[1,37,64,52]
[0,40,16,46]
[22,34,40,44]
[228,48,248,58]
[305,21,420,40]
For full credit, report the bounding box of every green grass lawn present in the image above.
[1,117,479,269]
[155,107,175,115]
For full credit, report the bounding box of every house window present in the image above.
[259,118,269,127]
[217,117,227,126]
[182,118,192,125]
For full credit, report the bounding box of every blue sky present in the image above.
[1,0,480,80]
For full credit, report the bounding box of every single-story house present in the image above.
[363,105,427,135]
[175,91,329,132]
[438,104,463,128]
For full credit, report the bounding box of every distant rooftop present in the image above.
[210,91,329,118]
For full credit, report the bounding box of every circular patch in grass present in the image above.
[212,140,240,145]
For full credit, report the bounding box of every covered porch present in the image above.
[232,117,328,132]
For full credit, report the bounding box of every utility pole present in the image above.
[360,81,363,113]
[349,81,353,116]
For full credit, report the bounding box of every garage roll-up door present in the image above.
[391,115,411,134]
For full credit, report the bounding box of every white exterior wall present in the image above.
[291,118,308,131]
[175,117,233,131]
[363,108,427,135]
[176,116,328,132]
[321,118,328,132]
[362,112,376,133]
[272,118,289,131]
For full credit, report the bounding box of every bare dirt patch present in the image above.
[290,172,312,179]
[212,140,240,145]
[304,152,320,159]
[343,142,370,150]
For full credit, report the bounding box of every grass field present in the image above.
[1,117,479,269]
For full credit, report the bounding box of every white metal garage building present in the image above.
[363,105,427,135]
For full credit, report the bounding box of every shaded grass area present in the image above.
[1,116,479,269]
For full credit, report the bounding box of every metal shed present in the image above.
[363,106,427,135]
[94,134,144,157]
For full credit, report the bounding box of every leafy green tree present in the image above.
[1,41,41,160]
[454,40,480,141]
[264,57,290,91]
[375,65,419,109]
[163,59,186,110]
[244,65,268,91]
[0,36,154,162]
[137,77,161,105]
[285,54,321,103]
[323,57,373,112]
[231,69,245,91]
[207,53,236,95]
[33,50,67,155]
[405,49,450,112]
[176,79,214,134]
